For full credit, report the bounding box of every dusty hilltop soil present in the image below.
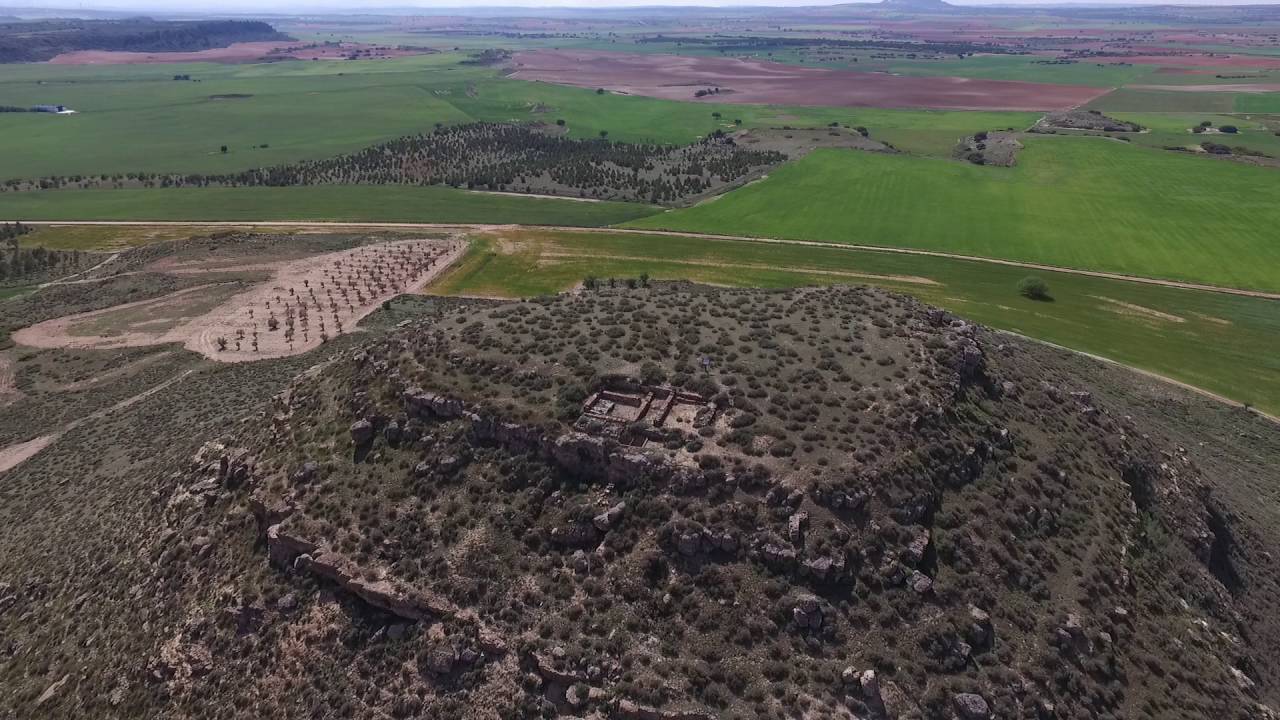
[2,282,1273,719]
[508,50,1110,111]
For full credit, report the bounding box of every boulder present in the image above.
[792,594,823,630]
[909,570,933,594]
[761,542,798,570]
[423,641,457,675]
[249,493,295,536]
[291,461,318,484]
[349,419,374,446]
[788,511,809,547]
[1058,613,1092,655]
[951,341,985,382]
[968,605,992,648]
[384,420,402,445]
[614,698,715,720]
[551,433,609,476]
[550,523,600,549]
[903,527,931,566]
[803,556,836,581]
[952,693,991,720]
[219,448,255,489]
[266,524,318,570]
[593,501,626,532]
[676,531,702,557]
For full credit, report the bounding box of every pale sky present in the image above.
[9,0,1279,11]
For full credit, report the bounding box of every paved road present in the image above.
[23,220,1280,300]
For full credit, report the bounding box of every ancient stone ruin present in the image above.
[574,382,716,446]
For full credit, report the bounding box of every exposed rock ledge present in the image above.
[264,523,477,630]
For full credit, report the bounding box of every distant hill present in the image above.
[880,0,956,10]
[0,18,289,63]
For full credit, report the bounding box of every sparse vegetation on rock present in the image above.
[12,283,1259,720]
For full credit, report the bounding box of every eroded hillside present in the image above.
[1,284,1276,720]
[40,284,1270,719]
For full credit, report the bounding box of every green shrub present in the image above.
[1018,276,1052,301]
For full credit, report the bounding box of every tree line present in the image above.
[4,122,789,205]
[0,222,87,284]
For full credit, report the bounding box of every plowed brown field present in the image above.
[509,49,1109,111]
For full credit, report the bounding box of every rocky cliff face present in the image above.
[34,285,1275,720]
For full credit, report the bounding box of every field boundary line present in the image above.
[993,328,1280,426]
[14,220,1280,300]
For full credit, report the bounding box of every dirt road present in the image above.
[19,221,1280,301]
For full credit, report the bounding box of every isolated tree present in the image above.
[220,145,228,154]
[216,336,228,351]
[1018,276,1052,301]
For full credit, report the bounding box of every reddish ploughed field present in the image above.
[48,42,429,65]
[509,50,1108,111]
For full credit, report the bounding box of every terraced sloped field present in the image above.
[628,137,1280,293]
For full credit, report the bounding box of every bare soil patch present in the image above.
[13,239,464,362]
[509,49,1108,111]
[0,434,57,475]
[187,239,463,361]
[1092,295,1186,324]
[13,283,243,351]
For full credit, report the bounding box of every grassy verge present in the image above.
[0,186,658,227]
[430,229,1280,416]
[20,225,240,251]
[626,137,1280,293]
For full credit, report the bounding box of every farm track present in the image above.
[0,368,198,475]
[20,221,1280,301]
[6,221,1275,427]
[995,328,1280,426]
[38,252,120,288]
